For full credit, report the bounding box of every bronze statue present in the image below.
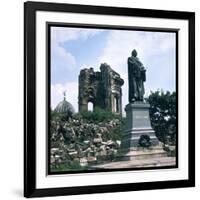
[128,49,146,102]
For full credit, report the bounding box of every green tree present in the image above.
[75,107,119,123]
[147,90,176,145]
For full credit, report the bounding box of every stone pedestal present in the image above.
[119,101,166,161]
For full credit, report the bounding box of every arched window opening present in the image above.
[88,102,94,112]
[114,96,119,113]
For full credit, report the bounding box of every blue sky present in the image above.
[51,26,176,113]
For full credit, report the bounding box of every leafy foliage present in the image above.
[73,107,125,142]
[51,110,72,122]
[138,135,151,148]
[147,90,176,145]
[50,107,125,171]
[74,107,120,123]
[51,160,88,172]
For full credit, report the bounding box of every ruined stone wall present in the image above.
[78,63,124,115]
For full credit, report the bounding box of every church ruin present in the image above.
[78,63,124,115]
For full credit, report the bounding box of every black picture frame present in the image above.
[24,1,195,198]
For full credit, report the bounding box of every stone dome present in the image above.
[54,95,75,115]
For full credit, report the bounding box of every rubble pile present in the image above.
[50,117,123,169]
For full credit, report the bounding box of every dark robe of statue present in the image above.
[128,49,146,102]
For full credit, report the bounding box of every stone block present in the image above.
[121,101,159,150]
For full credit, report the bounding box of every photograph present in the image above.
[48,25,177,174]
[24,2,195,197]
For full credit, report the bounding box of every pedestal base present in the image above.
[119,101,165,161]
[118,143,167,161]
[121,101,159,150]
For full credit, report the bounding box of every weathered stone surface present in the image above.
[93,137,103,143]
[119,144,167,161]
[80,157,88,166]
[90,157,176,169]
[78,63,124,115]
[121,102,159,152]
[50,117,122,167]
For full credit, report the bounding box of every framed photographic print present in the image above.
[24,1,195,198]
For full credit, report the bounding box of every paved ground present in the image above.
[90,157,176,169]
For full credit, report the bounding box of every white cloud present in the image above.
[51,28,176,115]
[52,27,103,44]
[98,31,175,73]
[51,27,104,74]
[51,82,78,112]
[51,42,76,71]
[98,30,176,111]
[51,27,104,111]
